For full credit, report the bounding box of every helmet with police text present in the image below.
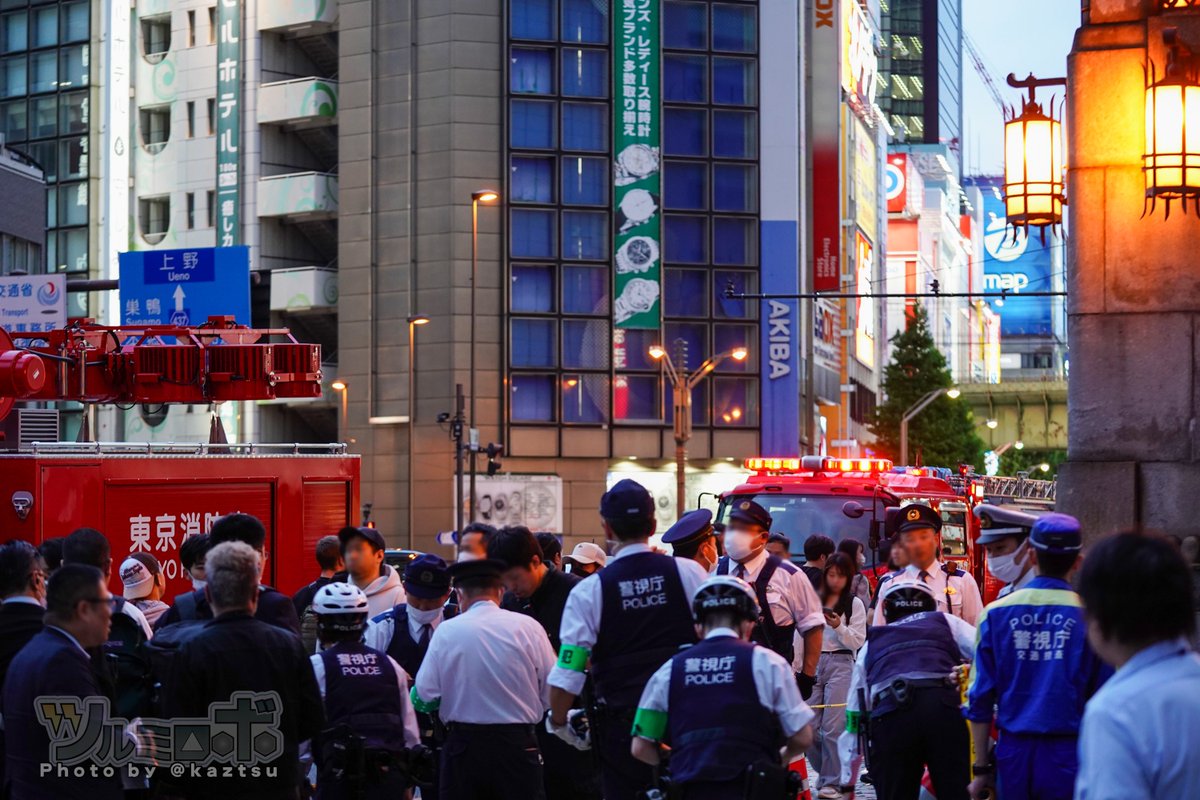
[692,575,760,623]
[313,582,370,635]
[880,579,937,623]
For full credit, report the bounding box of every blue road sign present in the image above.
[118,246,251,326]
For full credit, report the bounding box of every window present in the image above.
[59,91,86,134]
[713,163,756,212]
[59,182,87,226]
[0,56,26,99]
[712,4,755,52]
[715,377,757,426]
[139,106,170,153]
[206,97,215,135]
[57,45,86,89]
[59,136,85,179]
[510,99,555,148]
[561,156,605,205]
[561,266,607,314]
[664,108,706,156]
[186,10,195,47]
[665,270,708,317]
[510,48,554,95]
[60,1,87,43]
[560,48,605,97]
[562,319,609,369]
[206,190,215,227]
[57,227,86,272]
[561,102,605,151]
[141,16,170,62]
[207,7,215,44]
[29,51,55,93]
[30,96,55,138]
[664,215,707,263]
[511,318,557,367]
[185,192,195,229]
[561,0,606,43]
[713,58,756,106]
[31,5,55,48]
[563,374,607,424]
[139,196,171,244]
[2,12,26,53]
[664,161,708,210]
[186,100,195,137]
[664,2,707,49]
[510,374,555,421]
[511,0,554,40]
[511,265,555,313]
[664,55,707,103]
[510,155,554,203]
[510,208,556,258]
[561,210,606,260]
[0,99,27,141]
[712,217,756,265]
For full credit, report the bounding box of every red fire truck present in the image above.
[0,317,360,599]
[717,457,985,588]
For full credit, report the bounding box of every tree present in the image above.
[869,306,985,469]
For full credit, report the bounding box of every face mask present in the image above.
[409,605,441,625]
[457,551,480,563]
[723,530,759,563]
[191,578,207,592]
[987,542,1027,584]
[857,551,866,568]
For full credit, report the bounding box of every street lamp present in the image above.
[899,387,960,466]
[331,380,348,442]
[468,189,499,523]
[986,418,999,429]
[651,341,747,517]
[1004,73,1066,236]
[406,315,429,549]
[1144,28,1200,217]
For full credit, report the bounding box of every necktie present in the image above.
[734,564,747,580]
[919,569,930,583]
[418,623,432,649]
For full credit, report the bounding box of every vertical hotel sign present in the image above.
[811,0,840,292]
[612,0,661,329]
[215,0,241,246]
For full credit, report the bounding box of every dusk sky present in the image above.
[962,1,1081,177]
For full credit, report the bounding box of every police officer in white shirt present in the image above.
[871,505,983,626]
[548,479,708,800]
[715,499,826,698]
[411,558,556,800]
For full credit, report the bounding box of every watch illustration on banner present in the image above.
[617,189,659,235]
[614,144,660,186]
[616,236,659,275]
[614,278,661,325]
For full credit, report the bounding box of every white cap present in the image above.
[119,557,155,600]
[567,542,607,567]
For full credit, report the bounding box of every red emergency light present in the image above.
[744,457,803,472]
[743,456,894,474]
[819,457,894,473]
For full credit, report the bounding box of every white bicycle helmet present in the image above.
[313,582,370,615]
[692,575,760,622]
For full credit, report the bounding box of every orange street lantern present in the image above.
[1003,74,1066,238]
[1144,29,1200,218]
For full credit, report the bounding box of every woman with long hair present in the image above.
[807,552,868,798]
[836,539,872,613]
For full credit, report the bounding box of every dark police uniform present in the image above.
[966,514,1109,800]
[311,640,420,800]
[550,480,707,800]
[841,581,977,800]
[662,509,717,570]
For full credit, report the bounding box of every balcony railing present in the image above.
[259,78,338,127]
[258,172,338,220]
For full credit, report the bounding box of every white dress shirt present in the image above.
[549,542,709,696]
[363,605,448,678]
[413,599,556,724]
[725,548,826,635]
[635,628,816,740]
[871,562,983,626]
[309,651,421,747]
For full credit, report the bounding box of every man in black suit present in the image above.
[162,541,323,799]
[0,540,47,789]
[3,563,122,800]
[154,514,301,636]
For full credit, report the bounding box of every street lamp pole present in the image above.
[651,342,748,517]
[468,189,499,525]
[406,315,429,550]
[900,387,960,466]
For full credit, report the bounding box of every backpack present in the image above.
[101,597,153,719]
[139,619,208,717]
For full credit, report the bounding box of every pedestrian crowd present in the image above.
[0,480,1196,800]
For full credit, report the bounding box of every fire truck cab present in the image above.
[717,457,983,586]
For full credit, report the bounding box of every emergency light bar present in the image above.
[743,456,894,474]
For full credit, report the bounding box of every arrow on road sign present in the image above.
[173,285,186,312]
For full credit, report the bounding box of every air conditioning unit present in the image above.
[1,408,59,450]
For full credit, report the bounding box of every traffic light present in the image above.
[486,442,504,477]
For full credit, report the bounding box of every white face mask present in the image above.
[723,530,759,563]
[987,542,1028,584]
[857,551,867,568]
[191,578,207,592]
[408,605,441,625]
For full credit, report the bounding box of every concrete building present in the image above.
[336,0,871,547]
[0,144,46,273]
[880,0,963,149]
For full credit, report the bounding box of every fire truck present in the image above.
[0,317,359,599]
[717,457,986,588]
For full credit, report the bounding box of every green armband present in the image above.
[845,710,863,735]
[410,686,440,714]
[556,643,590,672]
[631,708,668,741]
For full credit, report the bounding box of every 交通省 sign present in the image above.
[215,0,241,246]
[612,0,661,330]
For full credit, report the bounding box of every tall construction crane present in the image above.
[964,32,1007,113]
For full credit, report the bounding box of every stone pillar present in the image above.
[1058,1,1200,542]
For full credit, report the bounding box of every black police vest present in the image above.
[319,641,408,754]
[382,604,456,679]
[667,636,780,785]
[864,611,961,717]
[717,554,797,664]
[592,551,697,708]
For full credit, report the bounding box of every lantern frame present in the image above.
[1002,73,1067,242]
[1143,28,1200,218]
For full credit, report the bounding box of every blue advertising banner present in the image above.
[119,246,250,326]
[976,177,1055,337]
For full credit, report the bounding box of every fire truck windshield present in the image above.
[716,494,873,556]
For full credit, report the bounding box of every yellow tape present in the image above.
[808,703,848,709]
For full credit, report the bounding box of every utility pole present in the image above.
[452,383,466,536]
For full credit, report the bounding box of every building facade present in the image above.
[0,144,46,273]
[880,0,962,148]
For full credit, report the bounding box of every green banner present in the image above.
[612,0,661,329]
[215,0,241,246]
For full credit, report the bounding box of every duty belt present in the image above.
[874,676,954,709]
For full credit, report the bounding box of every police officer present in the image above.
[548,479,708,800]
[716,499,825,698]
[630,576,816,799]
[973,505,1037,598]
[308,583,422,800]
[412,558,557,800]
[662,509,719,573]
[872,505,983,625]
[840,580,976,800]
[364,554,455,681]
[966,513,1109,800]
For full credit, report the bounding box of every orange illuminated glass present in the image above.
[1145,72,1200,214]
[1004,100,1064,230]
